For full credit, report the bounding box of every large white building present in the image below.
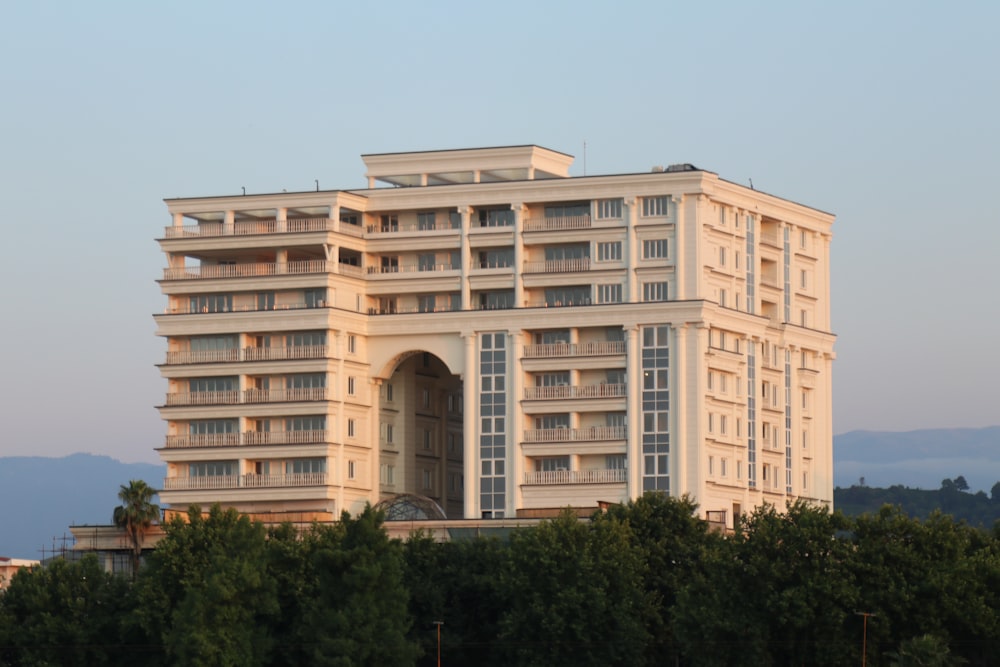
[154,145,835,529]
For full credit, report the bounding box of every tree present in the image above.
[0,555,133,666]
[954,476,970,492]
[496,510,650,667]
[112,479,160,578]
[133,504,279,666]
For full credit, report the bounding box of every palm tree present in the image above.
[113,479,161,578]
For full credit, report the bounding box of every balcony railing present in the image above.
[164,388,327,406]
[163,218,334,239]
[164,301,320,315]
[243,388,328,403]
[366,221,460,234]
[523,384,626,400]
[165,349,241,364]
[523,341,626,358]
[162,472,328,490]
[162,260,333,280]
[242,345,327,362]
[165,391,240,406]
[523,426,627,443]
[523,469,626,485]
[164,430,329,448]
[523,257,591,274]
[522,215,592,232]
[366,263,458,275]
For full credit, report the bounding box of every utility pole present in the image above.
[854,611,876,667]
[433,620,444,667]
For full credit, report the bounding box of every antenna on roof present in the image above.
[241,186,246,196]
[749,178,754,190]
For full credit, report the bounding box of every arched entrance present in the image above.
[377,351,464,518]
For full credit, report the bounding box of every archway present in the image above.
[377,351,464,519]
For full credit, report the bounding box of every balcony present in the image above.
[164,430,329,448]
[523,426,626,443]
[162,260,333,281]
[523,384,626,400]
[523,469,626,485]
[523,215,592,232]
[162,472,328,490]
[164,388,327,406]
[243,388,328,403]
[366,263,458,275]
[523,341,625,358]
[164,301,322,315]
[165,345,327,365]
[523,258,591,274]
[366,220,459,234]
[162,218,334,239]
[165,391,239,406]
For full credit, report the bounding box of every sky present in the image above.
[0,1,997,464]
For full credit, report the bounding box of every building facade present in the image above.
[154,145,835,529]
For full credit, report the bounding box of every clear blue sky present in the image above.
[1,1,996,463]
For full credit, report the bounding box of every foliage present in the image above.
[887,634,966,667]
[0,555,132,666]
[133,504,279,666]
[496,510,650,667]
[112,479,160,579]
[835,478,1000,527]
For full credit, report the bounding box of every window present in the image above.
[535,372,570,387]
[720,415,728,435]
[719,289,727,308]
[304,288,326,308]
[642,239,668,259]
[800,310,808,327]
[287,373,325,389]
[535,330,570,345]
[735,251,741,270]
[737,418,742,437]
[286,458,325,474]
[418,295,436,313]
[479,248,513,268]
[708,413,715,433]
[596,283,623,304]
[417,211,436,230]
[535,414,569,430]
[737,460,743,480]
[190,294,232,314]
[189,461,235,477]
[189,335,237,352]
[707,371,714,391]
[642,282,669,302]
[597,241,622,261]
[535,456,569,472]
[418,253,436,271]
[721,457,728,477]
[347,334,356,354]
[478,208,514,227]
[386,424,394,443]
[347,419,356,438]
[347,460,356,479]
[719,246,727,266]
[422,469,434,489]
[720,374,727,393]
[380,463,395,485]
[596,198,623,219]
[719,206,726,226]
[479,290,515,310]
[423,429,433,450]
[708,455,715,475]
[800,269,807,289]
[606,454,626,470]
[544,286,590,307]
[189,419,238,435]
[347,377,356,395]
[379,214,398,232]
[800,229,808,249]
[641,196,669,217]
[286,416,325,431]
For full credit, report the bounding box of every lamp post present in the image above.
[433,620,444,667]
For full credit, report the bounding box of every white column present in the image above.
[625,197,638,302]
[459,206,472,310]
[673,195,688,299]
[335,331,347,515]
[512,203,525,307]
[626,325,641,499]
[462,332,478,518]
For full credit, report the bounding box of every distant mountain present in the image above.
[0,454,165,559]
[834,426,1000,494]
[1,428,997,557]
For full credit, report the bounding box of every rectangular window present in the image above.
[641,196,669,217]
[422,469,433,489]
[596,198,623,219]
[596,283,623,304]
[719,246,727,266]
[417,211,436,230]
[597,241,622,261]
[385,424,394,444]
[642,239,668,259]
[720,415,728,435]
[606,454,627,470]
[286,458,326,474]
[535,456,570,472]
[348,334,356,354]
[347,377,356,395]
[286,416,325,432]
[800,269,807,289]
[189,461,236,477]
[719,289,727,308]
[418,253,436,271]
[642,282,669,302]
[708,455,715,475]
[423,429,433,450]
[708,413,715,433]
[720,374,727,393]
[347,460,356,479]
[347,419,356,438]
[380,463,395,485]
[379,214,398,232]
[707,371,714,391]
[737,460,743,480]
[721,458,728,477]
